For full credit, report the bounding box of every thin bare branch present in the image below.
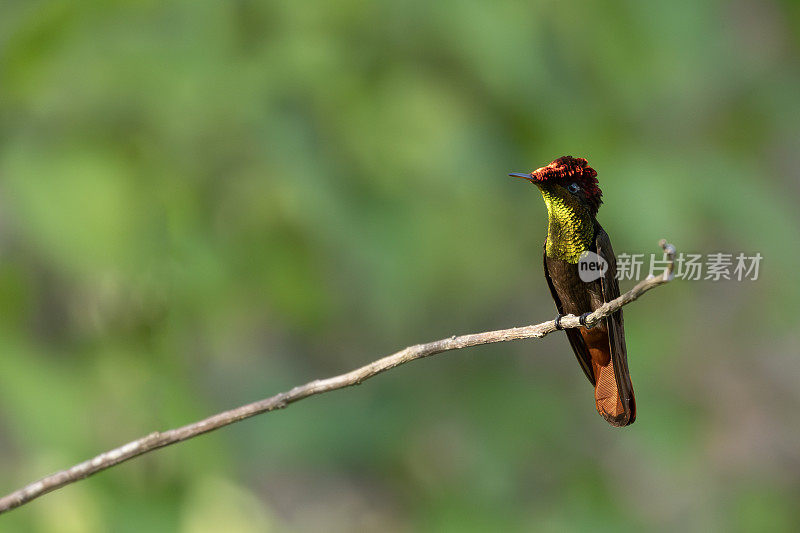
[0,240,676,515]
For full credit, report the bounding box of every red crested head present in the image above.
[509,156,603,215]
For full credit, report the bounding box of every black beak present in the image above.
[508,172,533,181]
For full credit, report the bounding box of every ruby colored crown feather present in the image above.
[531,156,603,214]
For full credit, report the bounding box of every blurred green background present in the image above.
[2,0,800,531]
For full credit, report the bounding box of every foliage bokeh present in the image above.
[1,1,800,531]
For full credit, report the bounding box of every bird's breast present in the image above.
[545,255,604,315]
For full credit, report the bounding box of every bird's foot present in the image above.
[554,314,566,330]
[579,312,594,329]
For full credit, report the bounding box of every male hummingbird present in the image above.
[510,156,635,427]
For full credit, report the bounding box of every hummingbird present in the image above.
[510,156,635,427]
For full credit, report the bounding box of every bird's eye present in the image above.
[567,182,581,194]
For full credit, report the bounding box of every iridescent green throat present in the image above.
[540,186,595,264]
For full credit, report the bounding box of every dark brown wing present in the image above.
[543,246,595,385]
[595,226,636,425]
